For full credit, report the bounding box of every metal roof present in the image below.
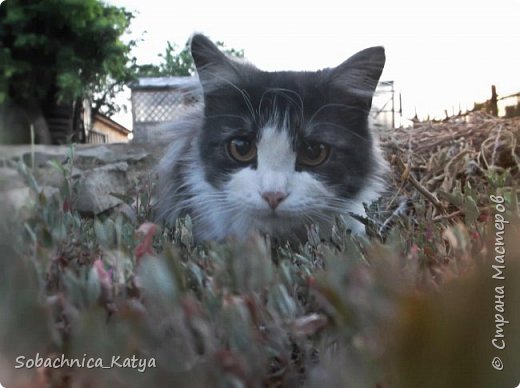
[130,76,201,91]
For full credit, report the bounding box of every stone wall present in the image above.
[0,142,166,218]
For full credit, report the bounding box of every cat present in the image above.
[155,34,388,242]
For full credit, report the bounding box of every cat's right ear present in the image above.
[330,46,386,101]
[190,34,239,88]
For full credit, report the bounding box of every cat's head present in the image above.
[190,34,386,238]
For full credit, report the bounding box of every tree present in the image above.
[0,0,136,144]
[137,40,244,77]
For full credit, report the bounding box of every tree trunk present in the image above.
[26,98,52,144]
[72,98,86,143]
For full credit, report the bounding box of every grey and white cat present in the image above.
[155,34,388,241]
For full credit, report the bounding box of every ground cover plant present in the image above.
[0,113,519,388]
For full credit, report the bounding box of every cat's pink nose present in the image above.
[261,191,287,210]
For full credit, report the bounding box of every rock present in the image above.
[115,202,138,224]
[75,144,150,165]
[0,145,69,167]
[75,162,129,215]
[0,166,22,182]
[0,166,59,215]
[3,186,33,213]
[21,151,69,168]
[0,143,161,168]
[33,165,83,188]
[0,167,31,211]
[0,142,167,217]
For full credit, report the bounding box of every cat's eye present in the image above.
[298,143,330,167]
[228,138,257,163]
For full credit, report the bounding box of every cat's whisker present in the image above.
[257,88,305,130]
[205,114,250,123]
[307,121,371,142]
[304,211,332,225]
[308,103,370,128]
[155,34,387,241]
[205,70,258,124]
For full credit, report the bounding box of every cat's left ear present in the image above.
[190,34,240,88]
[330,47,386,99]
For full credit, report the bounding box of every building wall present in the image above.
[131,77,203,142]
[90,119,129,143]
[498,95,520,118]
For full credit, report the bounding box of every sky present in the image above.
[109,0,520,129]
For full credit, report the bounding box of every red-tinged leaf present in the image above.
[244,294,259,324]
[307,275,317,288]
[292,313,328,337]
[213,349,249,382]
[15,366,50,388]
[93,259,111,293]
[408,244,420,260]
[478,209,490,222]
[62,199,71,213]
[181,295,203,319]
[134,222,158,262]
[118,298,148,320]
[93,259,108,282]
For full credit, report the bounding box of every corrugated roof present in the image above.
[130,76,201,90]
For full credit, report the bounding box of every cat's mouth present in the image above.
[256,208,294,219]
[250,211,311,240]
[252,208,306,229]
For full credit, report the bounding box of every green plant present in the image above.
[1,114,519,387]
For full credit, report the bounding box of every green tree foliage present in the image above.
[0,0,136,142]
[137,40,244,77]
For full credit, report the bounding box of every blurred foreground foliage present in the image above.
[1,113,520,387]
